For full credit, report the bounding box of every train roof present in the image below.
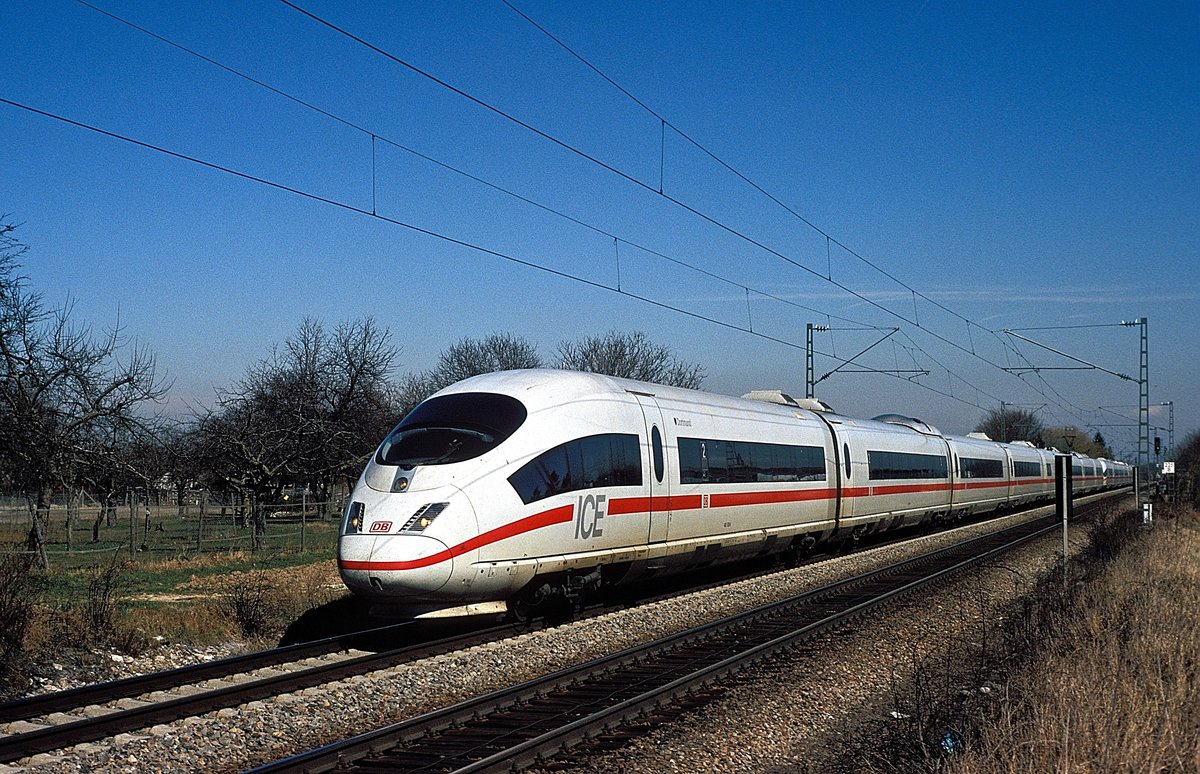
[433,369,809,419]
[431,370,1113,464]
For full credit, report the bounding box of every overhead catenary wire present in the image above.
[71,0,881,333]
[275,2,977,340]
[498,1,1024,357]
[32,3,1130,432]
[275,0,1113,430]
[499,0,1130,432]
[0,95,993,414]
[55,4,1030,423]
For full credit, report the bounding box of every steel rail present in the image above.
[0,621,519,763]
[249,498,1115,774]
[0,620,418,724]
[470,518,1061,772]
[2,489,1125,768]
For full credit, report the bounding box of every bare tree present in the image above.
[556,330,704,388]
[75,421,162,543]
[398,332,542,410]
[0,220,167,566]
[1042,426,1109,458]
[974,406,1045,445]
[196,317,400,550]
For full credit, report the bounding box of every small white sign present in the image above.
[1163,461,1176,474]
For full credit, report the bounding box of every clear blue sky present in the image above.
[3,0,1197,461]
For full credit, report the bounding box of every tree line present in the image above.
[0,221,705,564]
[973,405,1115,459]
[6,220,1192,567]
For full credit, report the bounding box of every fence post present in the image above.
[301,492,307,552]
[128,490,135,560]
[66,490,75,555]
[142,493,151,551]
[197,491,206,553]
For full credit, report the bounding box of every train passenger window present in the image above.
[1013,460,1041,478]
[677,438,825,484]
[651,426,664,483]
[508,433,642,504]
[959,457,1004,478]
[843,444,851,480]
[867,450,948,480]
[376,392,527,468]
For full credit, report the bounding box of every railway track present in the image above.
[0,620,414,726]
[0,620,522,764]
[0,491,1120,768]
[249,506,1087,773]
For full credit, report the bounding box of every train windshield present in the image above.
[376,392,527,468]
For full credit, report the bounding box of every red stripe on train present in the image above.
[341,475,1085,573]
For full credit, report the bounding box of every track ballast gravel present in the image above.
[4,499,1120,774]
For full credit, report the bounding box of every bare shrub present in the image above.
[228,565,346,641]
[84,555,129,644]
[287,563,343,612]
[222,570,281,639]
[0,550,42,689]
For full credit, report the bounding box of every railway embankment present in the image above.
[3,501,1092,772]
[7,493,1185,773]
[861,500,1198,774]
[550,499,1198,773]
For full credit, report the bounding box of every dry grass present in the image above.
[823,504,1200,773]
[1,554,348,694]
[209,563,346,642]
[949,505,1200,773]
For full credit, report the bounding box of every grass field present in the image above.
[0,498,349,669]
[0,498,340,572]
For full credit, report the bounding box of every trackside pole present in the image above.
[1055,455,1073,589]
[1133,467,1141,509]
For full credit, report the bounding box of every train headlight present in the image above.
[344,501,365,534]
[401,503,448,532]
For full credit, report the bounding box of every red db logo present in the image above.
[368,521,392,533]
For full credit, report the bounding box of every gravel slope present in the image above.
[5,498,1119,774]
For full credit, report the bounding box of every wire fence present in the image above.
[0,491,343,569]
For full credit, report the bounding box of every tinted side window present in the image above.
[651,426,664,483]
[508,434,642,505]
[960,457,1004,478]
[1013,460,1041,478]
[867,450,948,480]
[677,438,825,484]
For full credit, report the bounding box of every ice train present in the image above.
[337,369,1131,617]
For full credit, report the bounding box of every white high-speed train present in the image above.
[338,369,1131,618]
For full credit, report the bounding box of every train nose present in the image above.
[339,533,454,596]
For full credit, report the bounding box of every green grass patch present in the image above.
[35,544,340,602]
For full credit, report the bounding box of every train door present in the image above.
[813,414,846,531]
[1002,447,1015,505]
[632,394,671,544]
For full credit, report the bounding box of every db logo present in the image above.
[369,521,392,533]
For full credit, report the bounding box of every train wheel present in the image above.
[506,582,578,625]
